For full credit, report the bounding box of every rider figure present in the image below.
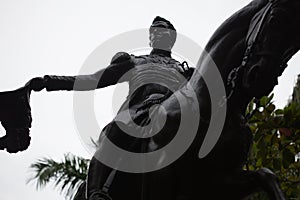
[28,16,193,200]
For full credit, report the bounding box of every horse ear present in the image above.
[242,65,260,89]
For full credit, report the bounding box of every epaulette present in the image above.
[110,52,131,64]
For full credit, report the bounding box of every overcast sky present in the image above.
[0,0,300,199]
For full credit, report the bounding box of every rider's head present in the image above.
[149,16,177,52]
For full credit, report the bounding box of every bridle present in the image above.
[225,0,297,103]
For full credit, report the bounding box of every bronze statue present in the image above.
[0,86,32,153]
[1,0,300,199]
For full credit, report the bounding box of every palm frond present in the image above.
[27,153,90,199]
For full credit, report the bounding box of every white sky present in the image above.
[0,0,299,199]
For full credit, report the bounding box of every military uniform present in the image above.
[44,49,193,200]
[44,49,192,128]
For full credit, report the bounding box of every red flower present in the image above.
[279,128,292,137]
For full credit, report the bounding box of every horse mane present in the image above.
[205,0,269,53]
[191,0,271,107]
[193,0,271,89]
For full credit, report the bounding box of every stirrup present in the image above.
[89,191,112,200]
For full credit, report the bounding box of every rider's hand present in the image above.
[25,77,46,92]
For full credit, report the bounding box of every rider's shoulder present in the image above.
[110,52,133,64]
[129,54,149,65]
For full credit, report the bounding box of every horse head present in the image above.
[241,0,300,99]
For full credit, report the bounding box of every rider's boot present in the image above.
[87,157,113,200]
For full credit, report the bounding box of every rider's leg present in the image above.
[86,122,144,200]
[87,156,113,200]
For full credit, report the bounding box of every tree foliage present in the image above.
[27,153,89,200]
[246,94,300,199]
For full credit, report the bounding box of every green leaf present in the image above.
[273,158,282,171]
[27,153,90,200]
[266,104,276,113]
[282,149,295,169]
[271,133,279,146]
[260,96,269,107]
[275,109,284,115]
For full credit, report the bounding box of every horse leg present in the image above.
[203,169,260,199]
[256,168,285,200]
[209,169,285,200]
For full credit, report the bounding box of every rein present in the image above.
[224,0,297,119]
[223,1,274,105]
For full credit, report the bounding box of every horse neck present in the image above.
[189,29,251,116]
[189,0,271,116]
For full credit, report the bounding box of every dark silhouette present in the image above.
[0,86,32,153]
[1,0,300,199]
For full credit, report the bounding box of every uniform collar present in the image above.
[150,49,172,57]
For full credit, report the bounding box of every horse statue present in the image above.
[87,0,299,199]
[0,0,299,199]
[153,0,299,199]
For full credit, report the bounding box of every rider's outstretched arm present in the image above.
[35,52,134,91]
